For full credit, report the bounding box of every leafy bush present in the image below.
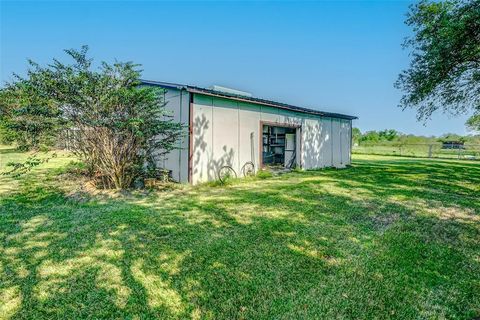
[0,46,184,188]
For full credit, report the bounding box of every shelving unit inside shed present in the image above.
[262,125,296,167]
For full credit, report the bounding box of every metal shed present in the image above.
[142,80,357,184]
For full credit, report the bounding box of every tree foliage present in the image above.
[2,153,57,178]
[359,131,381,143]
[378,129,399,141]
[1,46,184,188]
[437,133,467,142]
[466,114,480,132]
[0,84,61,150]
[357,129,398,143]
[352,127,362,144]
[395,0,480,120]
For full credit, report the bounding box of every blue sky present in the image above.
[0,1,472,136]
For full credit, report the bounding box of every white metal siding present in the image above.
[212,97,239,177]
[302,118,320,168]
[192,94,214,182]
[340,120,351,166]
[238,101,261,172]
[155,88,189,183]
[189,94,352,184]
[320,118,333,167]
[331,118,342,167]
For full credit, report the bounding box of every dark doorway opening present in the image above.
[262,124,297,168]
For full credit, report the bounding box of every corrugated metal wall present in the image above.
[154,88,190,183]
[191,94,352,184]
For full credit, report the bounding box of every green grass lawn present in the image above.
[1,146,479,319]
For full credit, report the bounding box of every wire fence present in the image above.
[353,142,480,161]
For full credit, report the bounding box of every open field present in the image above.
[1,146,479,319]
[353,142,480,160]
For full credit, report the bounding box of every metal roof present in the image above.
[141,79,358,120]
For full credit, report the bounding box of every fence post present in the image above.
[428,144,433,158]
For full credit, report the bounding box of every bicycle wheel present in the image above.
[241,161,255,177]
[218,166,237,183]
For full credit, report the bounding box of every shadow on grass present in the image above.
[0,156,479,319]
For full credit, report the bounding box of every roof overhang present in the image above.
[140,79,358,120]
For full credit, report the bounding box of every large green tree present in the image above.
[395,0,480,121]
[0,46,184,188]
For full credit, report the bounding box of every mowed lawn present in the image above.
[1,146,479,319]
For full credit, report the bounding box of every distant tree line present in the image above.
[353,128,480,145]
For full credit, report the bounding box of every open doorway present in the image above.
[262,124,297,168]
